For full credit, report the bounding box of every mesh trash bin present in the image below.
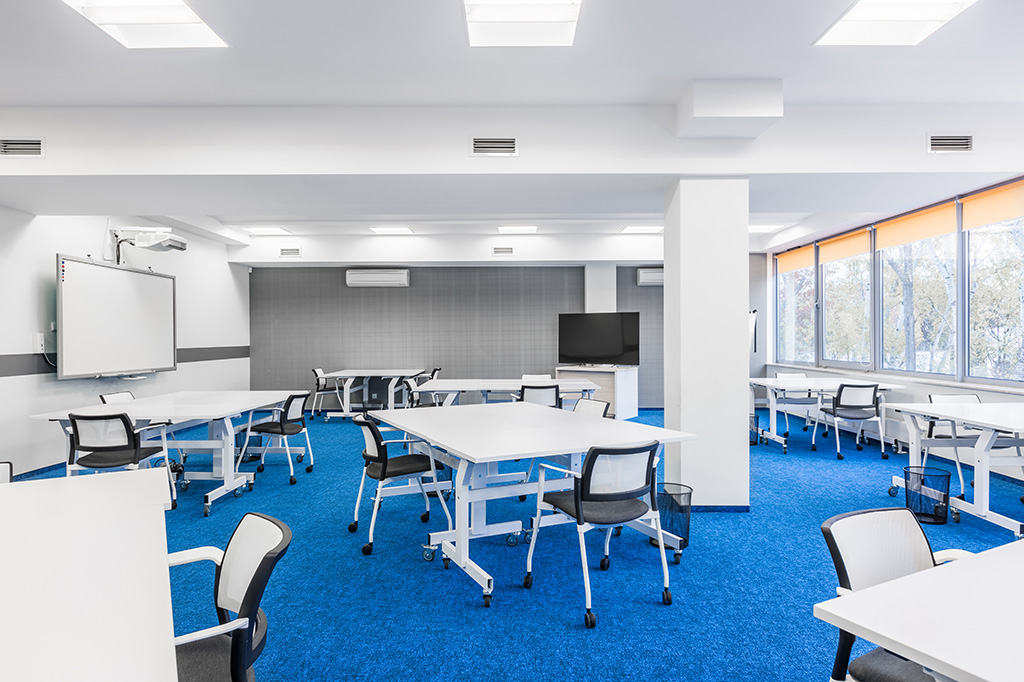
[904,466,950,525]
[749,413,760,445]
[655,483,692,551]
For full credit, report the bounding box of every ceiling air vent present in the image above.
[928,135,973,153]
[0,139,43,157]
[279,247,301,258]
[472,137,517,157]
[492,246,514,257]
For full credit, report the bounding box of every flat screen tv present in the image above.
[558,312,640,366]
[57,254,177,380]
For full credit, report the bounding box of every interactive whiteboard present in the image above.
[57,254,176,380]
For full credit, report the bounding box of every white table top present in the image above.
[370,401,693,464]
[324,368,425,379]
[814,539,1024,682]
[0,468,177,681]
[415,378,600,393]
[886,402,1024,433]
[31,390,298,422]
[750,377,905,391]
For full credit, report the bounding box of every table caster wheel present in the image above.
[811,445,817,452]
[257,464,265,473]
[233,487,243,498]
[203,504,210,517]
[421,511,430,523]
[289,476,297,485]
[523,573,533,588]
[296,453,304,463]
[952,509,961,523]
[442,490,451,501]
[600,557,610,570]
[506,533,519,547]
[483,594,491,607]
[362,543,373,555]
[837,453,844,460]
[674,552,682,564]
[443,557,450,569]
[422,548,435,562]
[663,588,673,605]
[170,499,178,511]
[888,486,899,497]
[783,447,787,454]
[178,480,190,492]
[248,481,254,491]
[348,521,358,532]
[584,611,596,629]
[306,465,313,473]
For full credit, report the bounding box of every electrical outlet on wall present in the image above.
[33,332,45,353]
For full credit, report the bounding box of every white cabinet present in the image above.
[556,365,639,420]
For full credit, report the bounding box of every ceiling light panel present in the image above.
[464,0,582,47]
[497,225,538,234]
[370,226,415,235]
[815,0,979,46]
[242,226,292,236]
[749,224,788,234]
[621,226,663,234]
[61,0,227,49]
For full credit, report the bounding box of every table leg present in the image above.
[973,429,998,518]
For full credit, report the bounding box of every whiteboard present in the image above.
[57,254,176,380]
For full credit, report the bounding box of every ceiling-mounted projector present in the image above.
[114,228,188,252]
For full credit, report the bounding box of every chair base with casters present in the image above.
[523,443,672,629]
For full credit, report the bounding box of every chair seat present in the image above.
[250,422,304,437]
[821,406,875,420]
[848,646,935,682]
[544,490,650,526]
[77,445,162,469]
[366,454,441,480]
[777,396,819,406]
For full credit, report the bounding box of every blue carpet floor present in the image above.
[28,409,1018,680]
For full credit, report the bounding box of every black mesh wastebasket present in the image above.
[655,483,692,550]
[904,466,950,525]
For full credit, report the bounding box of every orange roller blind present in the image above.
[876,202,956,250]
[818,229,869,264]
[776,245,814,274]
[963,180,1024,230]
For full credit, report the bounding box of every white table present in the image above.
[814,539,1024,682]
[369,401,694,603]
[749,377,904,453]
[886,402,1024,535]
[414,378,599,407]
[320,368,425,418]
[0,469,177,681]
[33,390,298,516]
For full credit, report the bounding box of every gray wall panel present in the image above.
[617,266,664,408]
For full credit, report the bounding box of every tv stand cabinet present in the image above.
[556,365,639,420]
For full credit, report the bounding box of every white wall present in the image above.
[0,208,250,475]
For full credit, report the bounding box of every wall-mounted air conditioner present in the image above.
[345,269,410,288]
[636,268,664,286]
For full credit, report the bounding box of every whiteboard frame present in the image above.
[56,254,177,380]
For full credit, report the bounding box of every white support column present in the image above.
[584,263,617,313]
[663,178,750,508]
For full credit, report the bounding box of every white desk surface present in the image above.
[750,377,905,391]
[370,401,693,464]
[324,368,425,379]
[31,390,298,422]
[886,402,1024,433]
[415,378,600,393]
[814,539,1024,682]
[0,468,177,681]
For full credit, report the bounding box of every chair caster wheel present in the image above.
[483,594,491,607]
[837,453,844,460]
[442,490,451,501]
[783,431,789,438]
[233,487,243,498]
[823,431,830,438]
[524,529,533,545]
[523,573,533,588]
[802,425,809,431]
[782,447,787,454]
[296,453,304,463]
[1020,494,1024,504]
[600,557,610,570]
[348,521,358,532]
[289,476,297,485]
[203,504,210,517]
[362,543,373,555]
[663,588,673,605]
[170,499,178,510]
[178,480,190,492]
[888,486,899,497]
[811,445,817,451]
[422,548,435,561]
[443,557,450,569]
[584,611,596,629]
[420,511,430,523]
[881,453,889,460]
[674,552,681,564]
[613,526,622,536]
[505,533,519,547]
[306,465,313,473]
[518,494,527,501]
[856,444,864,451]
[257,464,265,473]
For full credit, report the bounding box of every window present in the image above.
[820,231,871,365]
[878,204,956,374]
[776,246,815,363]
[964,182,1024,381]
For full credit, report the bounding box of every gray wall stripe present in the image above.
[0,346,249,378]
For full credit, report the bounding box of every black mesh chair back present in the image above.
[68,412,154,468]
[519,385,561,409]
[99,391,135,405]
[577,441,659,510]
[282,392,309,425]
[834,384,879,414]
[311,368,328,392]
[429,367,441,380]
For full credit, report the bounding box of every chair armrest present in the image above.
[934,548,973,565]
[381,438,424,446]
[538,463,580,478]
[836,586,852,597]
[173,618,248,646]
[169,546,224,567]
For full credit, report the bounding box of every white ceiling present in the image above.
[2,0,1023,252]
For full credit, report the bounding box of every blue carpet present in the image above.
[25,409,1016,680]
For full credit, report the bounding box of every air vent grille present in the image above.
[472,137,517,156]
[279,247,301,258]
[929,135,973,153]
[0,139,43,156]
[492,246,514,257]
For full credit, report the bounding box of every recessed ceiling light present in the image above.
[61,0,228,49]
[370,226,415,235]
[815,0,979,46]
[464,0,582,47]
[749,224,788,234]
[621,226,664,234]
[497,225,538,234]
[241,227,292,236]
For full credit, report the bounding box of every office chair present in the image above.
[403,367,441,408]
[773,372,821,437]
[518,384,562,409]
[573,398,610,418]
[524,441,672,629]
[100,390,188,474]
[820,508,972,682]
[171,512,292,682]
[811,384,883,460]
[310,368,335,419]
[349,414,451,555]
[239,392,313,485]
[0,461,11,484]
